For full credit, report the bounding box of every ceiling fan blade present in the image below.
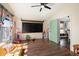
[31,5,41,7]
[40,8,42,12]
[44,5,51,9]
[41,3,48,5]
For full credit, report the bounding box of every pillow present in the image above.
[3,43,13,52]
[0,42,6,47]
[0,47,7,56]
[9,46,16,52]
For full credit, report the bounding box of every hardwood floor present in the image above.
[23,39,71,56]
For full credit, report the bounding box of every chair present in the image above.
[73,44,79,56]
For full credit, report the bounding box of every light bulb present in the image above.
[41,6,44,8]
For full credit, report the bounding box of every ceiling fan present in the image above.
[31,3,51,12]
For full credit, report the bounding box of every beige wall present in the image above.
[43,20,49,32]
[47,3,79,51]
[20,33,42,40]
[15,17,22,32]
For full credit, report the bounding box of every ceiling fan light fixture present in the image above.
[41,5,44,8]
[31,3,52,12]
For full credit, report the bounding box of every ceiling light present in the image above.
[41,5,44,8]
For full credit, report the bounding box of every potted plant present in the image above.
[26,35,31,43]
[26,35,30,39]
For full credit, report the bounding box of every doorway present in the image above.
[58,16,70,49]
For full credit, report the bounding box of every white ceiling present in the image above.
[8,3,62,21]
